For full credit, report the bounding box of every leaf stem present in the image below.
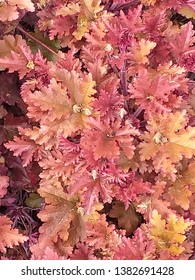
[133,105,144,118]
[16,25,60,58]
[120,60,128,96]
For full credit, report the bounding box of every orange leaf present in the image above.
[0,216,28,253]
[26,78,71,122]
[22,71,96,148]
[168,162,195,210]
[139,111,195,178]
[133,39,156,64]
[0,176,9,198]
[37,180,85,249]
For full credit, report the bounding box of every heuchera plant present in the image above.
[0,0,195,260]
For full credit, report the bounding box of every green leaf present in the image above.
[25,193,44,208]
[28,28,60,61]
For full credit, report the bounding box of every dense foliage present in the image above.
[0,0,195,260]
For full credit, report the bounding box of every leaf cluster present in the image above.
[0,0,195,260]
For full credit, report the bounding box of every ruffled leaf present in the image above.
[139,111,195,179]
[5,136,38,166]
[0,216,28,253]
[37,179,85,249]
[114,228,156,260]
[149,210,192,256]
[0,36,34,79]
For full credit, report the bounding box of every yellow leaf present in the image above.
[73,13,89,40]
[72,0,103,40]
[168,162,195,210]
[149,210,192,256]
[150,210,166,234]
[80,0,103,20]
[179,7,195,19]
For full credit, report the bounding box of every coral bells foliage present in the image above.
[0,0,195,260]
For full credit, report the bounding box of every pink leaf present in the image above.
[0,176,9,198]
[5,137,37,166]
[114,228,156,260]
[0,45,34,79]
